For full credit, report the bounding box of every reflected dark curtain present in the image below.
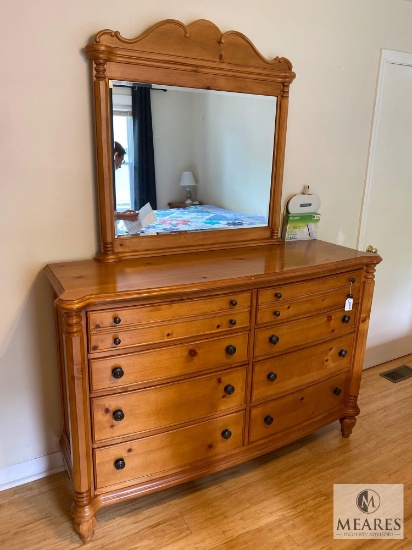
[132,87,157,210]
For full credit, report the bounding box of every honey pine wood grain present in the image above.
[1,357,411,549]
[45,241,380,543]
[45,241,374,306]
[84,19,296,261]
[46,17,382,544]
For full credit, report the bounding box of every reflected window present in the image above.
[112,90,134,211]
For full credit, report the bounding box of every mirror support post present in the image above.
[270,83,290,239]
[92,57,117,261]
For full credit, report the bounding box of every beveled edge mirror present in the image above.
[84,19,295,261]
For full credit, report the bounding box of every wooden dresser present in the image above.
[45,240,380,543]
[48,18,382,543]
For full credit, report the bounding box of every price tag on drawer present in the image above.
[345,280,354,311]
[344,297,353,311]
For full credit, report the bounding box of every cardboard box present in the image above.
[282,213,321,241]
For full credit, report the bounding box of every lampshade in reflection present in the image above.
[179,172,197,205]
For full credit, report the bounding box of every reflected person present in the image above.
[113,141,139,222]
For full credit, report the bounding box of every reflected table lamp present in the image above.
[180,172,197,205]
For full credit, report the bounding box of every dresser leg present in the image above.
[72,493,96,544]
[339,416,357,438]
[340,394,360,438]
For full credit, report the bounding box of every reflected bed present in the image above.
[118,205,267,236]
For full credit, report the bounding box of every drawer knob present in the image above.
[224,384,235,395]
[226,344,237,356]
[349,277,356,283]
[112,409,125,422]
[274,292,282,299]
[114,458,126,470]
[339,349,348,358]
[113,337,122,345]
[264,415,274,425]
[229,319,237,326]
[267,371,277,382]
[333,387,342,396]
[230,299,238,307]
[113,316,121,325]
[269,334,279,345]
[221,429,232,440]
[342,315,351,324]
[111,366,124,379]
[273,310,281,317]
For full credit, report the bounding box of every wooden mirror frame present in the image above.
[85,19,296,261]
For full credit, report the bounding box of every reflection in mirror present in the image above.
[111,83,277,237]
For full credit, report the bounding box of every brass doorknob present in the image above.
[366,245,378,253]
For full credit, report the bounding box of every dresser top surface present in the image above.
[45,241,380,308]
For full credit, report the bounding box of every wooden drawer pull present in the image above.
[333,387,342,396]
[269,334,279,345]
[112,409,125,422]
[114,458,125,470]
[111,366,124,379]
[224,384,235,395]
[267,371,277,382]
[338,349,347,358]
[264,415,274,425]
[221,429,232,440]
[113,316,121,325]
[225,344,237,355]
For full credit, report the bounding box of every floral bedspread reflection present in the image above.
[117,205,267,236]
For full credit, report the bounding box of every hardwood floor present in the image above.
[1,357,411,549]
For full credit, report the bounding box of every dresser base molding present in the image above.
[46,241,380,543]
[67,402,348,543]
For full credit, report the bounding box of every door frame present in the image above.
[357,49,412,250]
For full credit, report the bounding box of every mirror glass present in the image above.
[111,82,277,237]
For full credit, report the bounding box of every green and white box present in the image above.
[282,213,320,241]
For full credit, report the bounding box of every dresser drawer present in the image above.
[90,333,249,392]
[258,270,362,307]
[92,367,247,442]
[89,310,250,353]
[257,285,360,325]
[252,334,354,402]
[254,306,358,358]
[94,411,245,490]
[89,292,251,330]
[249,372,348,443]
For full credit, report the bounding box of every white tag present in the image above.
[345,298,353,311]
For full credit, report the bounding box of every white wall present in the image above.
[152,88,275,215]
[1,0,412,489]
[152,89,195,208]
[192,91,275,216]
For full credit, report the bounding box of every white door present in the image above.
[359,51,412,368]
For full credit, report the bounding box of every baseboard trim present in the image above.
[0,451,65,491]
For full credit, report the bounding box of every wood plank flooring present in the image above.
[1,356,411,549]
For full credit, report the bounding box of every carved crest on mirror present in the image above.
[85,19,296,261]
